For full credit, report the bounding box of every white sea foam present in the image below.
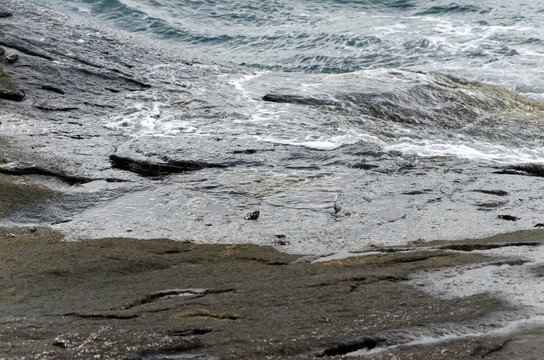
[255,133,374,151]
[343,245,544,355]
[311,251,383,263]
[410,245,544,310]
[349,313,544,356]
[385,139,544,164]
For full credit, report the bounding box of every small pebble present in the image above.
[5,54,20,64]
[245,210,260,220]
[497,214,519,221]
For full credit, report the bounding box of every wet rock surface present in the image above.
[2,226,544,359]
[2,0,544,250]
[263,72,544,129]
[0,65,24,101]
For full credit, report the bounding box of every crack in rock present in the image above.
[313,337,382,357]
[173,309,244,321]
[167,329,213,337]
[64,312,138,320]
[121,288,235,310]
[0,161,92,184]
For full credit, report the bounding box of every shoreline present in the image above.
[2,1,544,358]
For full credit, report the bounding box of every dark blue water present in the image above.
[28,0,544,87]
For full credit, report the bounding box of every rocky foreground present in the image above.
[1,218,544,359]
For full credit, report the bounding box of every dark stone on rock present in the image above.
[4,54,19,64]
[497,214,519,221]
[245,210,260,220]
[110,154,227,177]
[52,340,67,349]
[0,11,12,18]
[272,238,291,246]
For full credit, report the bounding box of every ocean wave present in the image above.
[415,3,489,16]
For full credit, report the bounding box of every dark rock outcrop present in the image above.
[110,154,228,176]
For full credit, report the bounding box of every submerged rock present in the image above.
[0,175,54,219]
[262,93,340,106]
[495,163,544,177]
[263,71,544,129]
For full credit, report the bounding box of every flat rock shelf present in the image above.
[1,226,544,359]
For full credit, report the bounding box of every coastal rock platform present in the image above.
[3,1,544,358]
[1,225,544,359]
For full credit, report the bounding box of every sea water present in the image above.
[27,0,544,160]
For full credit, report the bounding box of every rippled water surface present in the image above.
[29,0,544,87]
[27,0,544,158]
